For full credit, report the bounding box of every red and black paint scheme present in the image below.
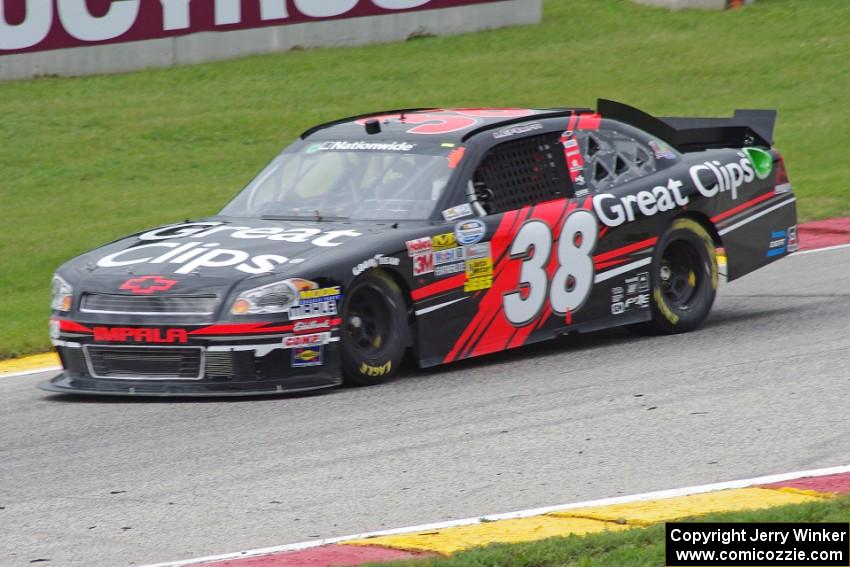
[42,100,797,396]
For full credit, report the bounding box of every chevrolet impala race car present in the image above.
[42,100,797,396]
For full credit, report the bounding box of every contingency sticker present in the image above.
[455,219,486,246]
[610,272,650,315]
[464,256,493,292]
[442,203,473,222]
[292,346,324,367]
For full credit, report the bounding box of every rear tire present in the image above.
[634,218,718,334]
[340,271,409,386]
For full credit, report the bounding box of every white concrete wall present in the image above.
[0,0,542,81]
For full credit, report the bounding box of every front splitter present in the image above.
[39,372,342,398]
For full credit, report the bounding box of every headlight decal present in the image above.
[230,279,341,316]
[51,274,74,312]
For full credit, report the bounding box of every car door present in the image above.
[420,125,587,364]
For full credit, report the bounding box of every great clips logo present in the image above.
[594,151,772,228]
[120,276,178,295]
[96,222,362,275]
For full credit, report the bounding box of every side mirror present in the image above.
[466,180,488,216]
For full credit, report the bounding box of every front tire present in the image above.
[341,271,409,386]
[638,218,718,334]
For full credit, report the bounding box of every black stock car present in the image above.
[42,100,797,396]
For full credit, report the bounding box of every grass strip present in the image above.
[367,494,850,566]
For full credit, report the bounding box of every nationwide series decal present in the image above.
[306,141,415,153]
[454,219,486,246]
[119,275,177,295]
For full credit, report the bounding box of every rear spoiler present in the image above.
[597,99,777,153]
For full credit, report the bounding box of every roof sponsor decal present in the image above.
[492,122,543,139]
[306,141,416,153]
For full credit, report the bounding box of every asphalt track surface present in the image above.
[2,248,849,566]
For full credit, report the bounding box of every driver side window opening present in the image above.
[471,132,573,215]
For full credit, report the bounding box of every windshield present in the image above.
[220,140,459,221]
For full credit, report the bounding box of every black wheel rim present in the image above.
[345,286,392,356]
[659,239,701,309]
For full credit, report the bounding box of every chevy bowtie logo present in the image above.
[120,275,178,295]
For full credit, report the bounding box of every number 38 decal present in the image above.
[503,209,598,326]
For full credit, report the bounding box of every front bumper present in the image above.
[40,324,343,397]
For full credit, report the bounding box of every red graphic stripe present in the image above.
[577,113,602,131]
[595,258,629,270]
[189,322,293,336]
[593,237,658,264]
[59,320,93,333]
[411,273,466,302]
[711,191,775,223]
[491,208,530,276]
[508,199,578,346]
[445,210,525,362]
[480,200,566,356]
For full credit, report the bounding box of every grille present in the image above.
[58,346,87,373]
[84,346,204,380]
[81,293,217,315]
[205,351,235,379]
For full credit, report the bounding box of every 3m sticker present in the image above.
[413,253,434,276]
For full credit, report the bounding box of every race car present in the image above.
[41,100,797,396]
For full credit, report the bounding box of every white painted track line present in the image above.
[141,464,850,567]
[0,366,61,379]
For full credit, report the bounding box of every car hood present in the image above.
[62,217,406,297]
